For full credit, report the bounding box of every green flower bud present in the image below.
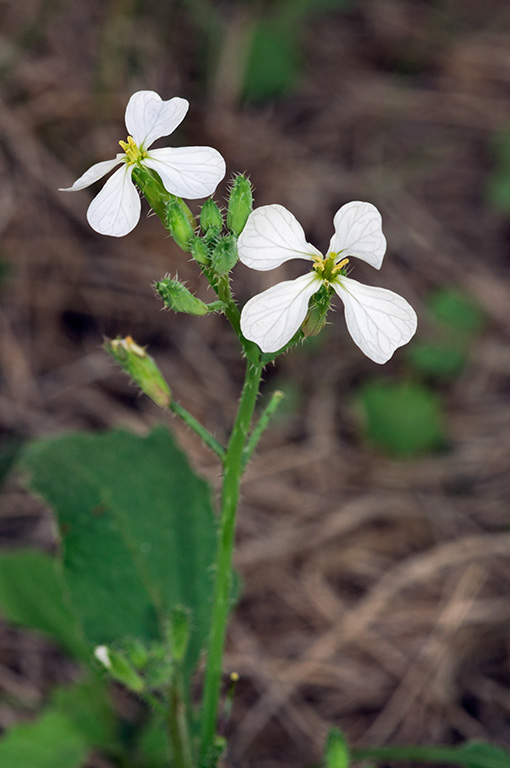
[166,200,195,250]
[104,336,171,408]
[200,199,223,233]
[211,234,238,275]
[156,277,209,316]
[94,645,144,692]
[301,286,331,338]
[301,303,328,338]
[190,236,211,266]
[168,606,190,663]
[227,174,253,236]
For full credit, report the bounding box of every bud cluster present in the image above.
[161,174,253,279]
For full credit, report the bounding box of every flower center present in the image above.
[119,135,148,165]
[312,253,349,284]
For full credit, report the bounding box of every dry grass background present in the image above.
[1,1,510,766]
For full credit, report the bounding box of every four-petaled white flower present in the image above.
[60,90,226,237]
[238,202,417,363]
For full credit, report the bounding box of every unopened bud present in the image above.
[156,277,209,316]
[190,236,210,266]
[301,303,328,338]
[211,234,238,274]
[104,336,171,407]
[166,200,195,250]
[94,645,144,692]
[200,199,223,233]
[227,175,253,236]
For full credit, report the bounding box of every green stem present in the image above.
[167,669,193,768]
[199,359,264,767]
[168,400,225,459]
[352,745,497,767]
[242,389,284,467]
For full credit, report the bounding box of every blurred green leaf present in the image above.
[459,741,510,768]
[487,170,510,213]
[359,381,445,456]
[0,435,23,488]
[407,341,467,379]
[428,287,485,336]
[353,740,510,768]
[325,727,350,768]
[487,129,510,214]
[242,0,351,101]
[51,677,117,750]
[133,715,171,768]
[0,710,87,768]
[23,427,217,681]
[0,550,87,659]
[243,18,300,101]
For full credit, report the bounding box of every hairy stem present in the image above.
[199,359,264,767]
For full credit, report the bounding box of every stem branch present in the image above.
[168,401,225,459]
[243,389,284,467]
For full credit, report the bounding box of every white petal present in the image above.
[59,156,123,192]
[238,204,323,272]
[125,91,189,149]
[241,272,321,353]
[332,276,417,364]
[144,146,226,199]
[328,201,386,269]
[86,164,141,237]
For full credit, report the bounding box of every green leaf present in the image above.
[359,380,445,457]
[51,676,117,750]
[459,741,510,768]
[487,129,510,214]
[407,341,467,379]
[22,426,217,681]
[133,715,171,768]
[0,435,23,488]
[487,169,510,213]
[0,710,87,768]
[428,287,485,336]
[326,727,350,768]
[352,741,510,768]
[0,550,87,659]
[243,18,300,102]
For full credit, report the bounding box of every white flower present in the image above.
[238,201,417,363]
[60,90,226,237]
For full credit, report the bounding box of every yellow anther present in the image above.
[331,257,350,277]
[119,136,145,165]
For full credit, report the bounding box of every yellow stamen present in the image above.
[331,257,349,277]
[119,135,147,165]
